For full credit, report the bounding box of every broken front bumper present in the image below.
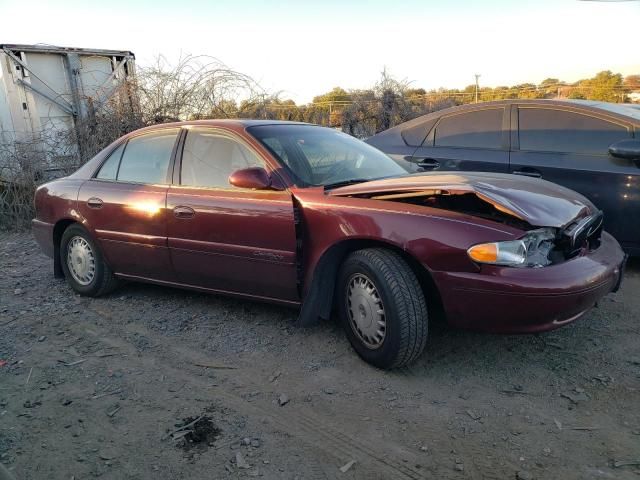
[433,232,626,333]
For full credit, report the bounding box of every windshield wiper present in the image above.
[323,178,372,190]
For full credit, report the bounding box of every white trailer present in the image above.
[0,43,136,177]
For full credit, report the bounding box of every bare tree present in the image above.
[136,55,266,123]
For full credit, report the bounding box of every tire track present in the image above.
[86,304,430,479]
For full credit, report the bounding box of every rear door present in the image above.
[166,127,299,302]
[410,106,509,173]
[509,105,638,248]
[78,128,180,281]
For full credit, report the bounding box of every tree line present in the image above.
[170,66,639,138]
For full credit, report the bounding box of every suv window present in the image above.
[434,109,503,149]
[96,143,125,180]
[117,129,179,184]
[518,108,630,154]
[181,129,264,188]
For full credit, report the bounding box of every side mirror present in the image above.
[609,139,640,162]
[228,167,273,190]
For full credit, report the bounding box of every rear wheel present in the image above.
[60,224,118,296]
[337,248,428,369]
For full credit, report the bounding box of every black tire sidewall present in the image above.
[337,255,405,368]
[60,225,107,296]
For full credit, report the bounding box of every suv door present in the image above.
[166,127,299,302]
[410,107,509,172]
[509,105,637,249]
[78,128,180,280]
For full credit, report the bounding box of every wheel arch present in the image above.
[52,218,81,278]
[297,238,443,326]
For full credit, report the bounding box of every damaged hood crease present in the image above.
[329,172,595,228]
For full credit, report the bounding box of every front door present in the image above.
[78,128,180,280]
[509,105,638,249]
[166,127,299,302]
[411,106,510,173]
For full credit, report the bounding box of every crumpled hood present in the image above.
[329,172,596,228]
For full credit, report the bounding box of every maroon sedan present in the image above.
[33,120,626,368]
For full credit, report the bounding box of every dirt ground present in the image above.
[1,231,639,480]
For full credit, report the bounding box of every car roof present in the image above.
[563,99,640,120]
[128,119,313,135]
[408,99,640,122]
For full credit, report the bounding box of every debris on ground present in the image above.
[466,409,481,420]
[516,470,534,480]
[164,415,221,452]
[106,404,121,417]
[613,459,640,468]
[560,391,589,404]
[339,460,356,473]
[235,451,250,469]
[193,361,237,370]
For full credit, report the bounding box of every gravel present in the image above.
[1,231,639,479]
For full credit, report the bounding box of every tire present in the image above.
[337,248,428,369]
[59,224,119,297]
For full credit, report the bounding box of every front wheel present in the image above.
[60,224,119,296]
[337,248,428,369]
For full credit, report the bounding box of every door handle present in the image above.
[512,169,542,178]
[87,197,103,208]
[415,158,440,170]
[173,206,195,219]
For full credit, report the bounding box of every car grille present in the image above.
[560,211,603,257]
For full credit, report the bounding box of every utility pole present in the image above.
[474,74,481,103]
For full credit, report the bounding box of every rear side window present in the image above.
[518,108,630,154]
[180,129,263,188]
[96,143,124,180]
[117,129,179,184]
[434,109,504,149]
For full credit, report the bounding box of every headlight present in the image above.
[467,228,556,267]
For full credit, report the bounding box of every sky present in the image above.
[1,0,639,104]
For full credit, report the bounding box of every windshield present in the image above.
[247,124,406,187]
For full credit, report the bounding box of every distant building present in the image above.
[0,43,136,175]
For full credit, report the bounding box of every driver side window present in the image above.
[181,129,264,188]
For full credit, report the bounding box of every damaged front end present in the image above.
[376,189,605,268]
[369,189,601,268]
[330,174,605,268]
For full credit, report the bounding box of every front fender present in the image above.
[293,190,524,325]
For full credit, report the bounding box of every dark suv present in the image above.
[366,100,640,254]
